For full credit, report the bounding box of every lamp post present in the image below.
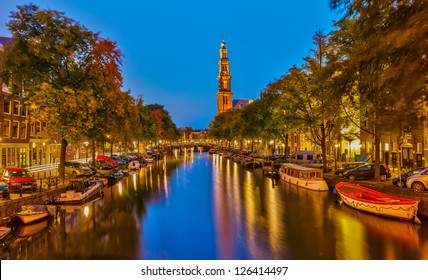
[84,142,89,162]
[334,143,339,170]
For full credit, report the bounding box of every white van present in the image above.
[287,151,318,165]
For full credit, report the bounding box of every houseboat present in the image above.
[279,163,329,191]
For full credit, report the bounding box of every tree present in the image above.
[208,109,241,147]
[238,99,273,151]
[146,104,179,145]
[131,96,157,151]
[4,4,123,177]
[329,0,428,180]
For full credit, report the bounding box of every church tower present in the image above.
[217,40,233,114]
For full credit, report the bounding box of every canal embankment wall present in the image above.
[0,187,66,220]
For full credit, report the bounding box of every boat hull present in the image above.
[336,182,419,221]
[16,212,49,224]
[0,226,12,241]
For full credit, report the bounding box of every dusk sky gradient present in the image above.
[0,0,341,129]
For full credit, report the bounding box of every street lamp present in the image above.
[334,144,339,170]
[84,142,89,162]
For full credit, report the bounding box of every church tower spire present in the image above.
[217,40,233,114]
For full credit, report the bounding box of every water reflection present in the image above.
[335,205,423,259]
[0,153,427,260]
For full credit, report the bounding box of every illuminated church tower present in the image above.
[217,40,233,114]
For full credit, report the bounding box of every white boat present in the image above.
[279,163,329,191]
[54,179,104,205]
[16,205,54,224]
[128,160,141,170]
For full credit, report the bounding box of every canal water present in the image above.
[1,152,428,260]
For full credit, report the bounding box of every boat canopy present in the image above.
[281,163,323,180]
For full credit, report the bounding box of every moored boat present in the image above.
[335,181,420,223]
[107,171,124,185]
[128,160,140,170]
[279,163,329,191]
[15,205,54,224]
[262,160,281,175]
[0,226,12,241]
[54,179,104,205]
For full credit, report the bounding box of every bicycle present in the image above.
[41,176,59,190]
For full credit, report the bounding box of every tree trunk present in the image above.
[321,126,327,172]
[285,133,289,158]
[59,138,68,179]
[374,128,381,181]
[91,139,96,165]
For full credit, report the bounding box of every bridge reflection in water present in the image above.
[1,152,427,260]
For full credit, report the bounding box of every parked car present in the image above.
[0,181,10,199]
[334,162,366,177]
[392,167,427,188]
[405,168,428,191]
[96,155,118,166]
[343,163,391,181]
[301,159,333,172]
[264,154,287,162]
[287,151,319,165]
[62,161,94,178]
[0,167,37,192]
[112,156,128,167]
[79,162,97,175]
[89,159,115,170]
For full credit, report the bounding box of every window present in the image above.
[36,121,41,135]
[20,122,27,138]
[4,101,11,114]
[13,101,20,115]
[3,120,10,138]
[30,122,35,136]
[42,122,47,135]
[417,143,422,153]
[21,105,27,116]
[12,121,19,138]
[307,155,314,160]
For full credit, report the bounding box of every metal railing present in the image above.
[27,162,60,173]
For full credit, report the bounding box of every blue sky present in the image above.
[0,1,340,129]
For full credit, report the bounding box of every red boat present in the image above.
[335,182,420,223]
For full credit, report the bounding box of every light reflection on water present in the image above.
[1,152,427,260]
